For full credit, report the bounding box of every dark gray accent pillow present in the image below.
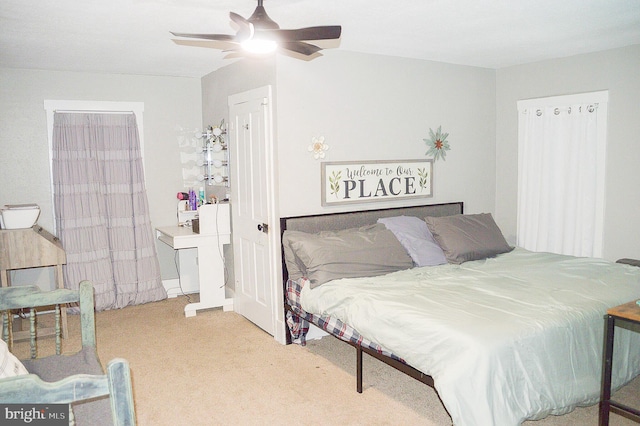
[424,213,513,264]
[284,224,413,288]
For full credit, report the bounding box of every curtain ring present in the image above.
[554,108,560,115]
[536,109,542,116]
[588,104,595,113]
[567,107,572,114]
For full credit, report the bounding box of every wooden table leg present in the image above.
[55,264,68,339]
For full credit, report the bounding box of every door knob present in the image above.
[257,223,269,234]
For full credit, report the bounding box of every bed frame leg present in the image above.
[357,345,363,393]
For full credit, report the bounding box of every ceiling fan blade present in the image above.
[264,26,342,42]
[170,1,341,60]
[279,41,322,56]
[172,39,239,50]
[170,32,235,42]
[229,12,257,41]
[230,12,250,26]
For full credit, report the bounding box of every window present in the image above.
[43,100,145,228]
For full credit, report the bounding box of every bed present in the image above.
[280,202,640,426]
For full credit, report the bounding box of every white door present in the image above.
[228,86,278,336]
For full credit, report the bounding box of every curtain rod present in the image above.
[54,110,135,114]
[520,104,598,115]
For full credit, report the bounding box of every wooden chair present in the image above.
[0,281,136,425]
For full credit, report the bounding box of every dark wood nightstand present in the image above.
[600,300,640,425]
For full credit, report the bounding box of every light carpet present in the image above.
[11,296,640,425]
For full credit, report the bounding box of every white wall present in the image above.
[495,44,640,261]
[201,57,277,202]
[274,50,497,217]
[201,50,497,221]
[0,67,202,286]
[202,57,276,123]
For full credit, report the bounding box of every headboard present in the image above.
[280,201,463,283]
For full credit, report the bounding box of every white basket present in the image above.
[0,204,41,229]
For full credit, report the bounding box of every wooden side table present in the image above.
[0,225,68,342]
[599,300,640,425]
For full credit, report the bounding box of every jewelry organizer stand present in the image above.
[0,225,68,343]
[197,122,229,187]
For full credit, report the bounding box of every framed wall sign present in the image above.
[321,159,433,206]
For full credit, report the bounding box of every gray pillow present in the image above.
[284,224,413,288]
[424,213,513,264]
[378,216,447,267]
[282,231,307,282]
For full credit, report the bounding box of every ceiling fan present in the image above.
[171,0,342,58]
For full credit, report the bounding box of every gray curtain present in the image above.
[52,112,166,311]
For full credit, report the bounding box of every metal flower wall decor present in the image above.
[424,126,451,161]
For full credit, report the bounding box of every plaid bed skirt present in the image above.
[285,278,403,362]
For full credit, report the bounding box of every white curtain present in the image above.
[52,112,166,311]
[517,98,606,258]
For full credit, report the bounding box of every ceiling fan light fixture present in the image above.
[170,0,341,59]
[241,38,277,54]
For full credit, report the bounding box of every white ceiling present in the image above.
[1,0,640,78]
